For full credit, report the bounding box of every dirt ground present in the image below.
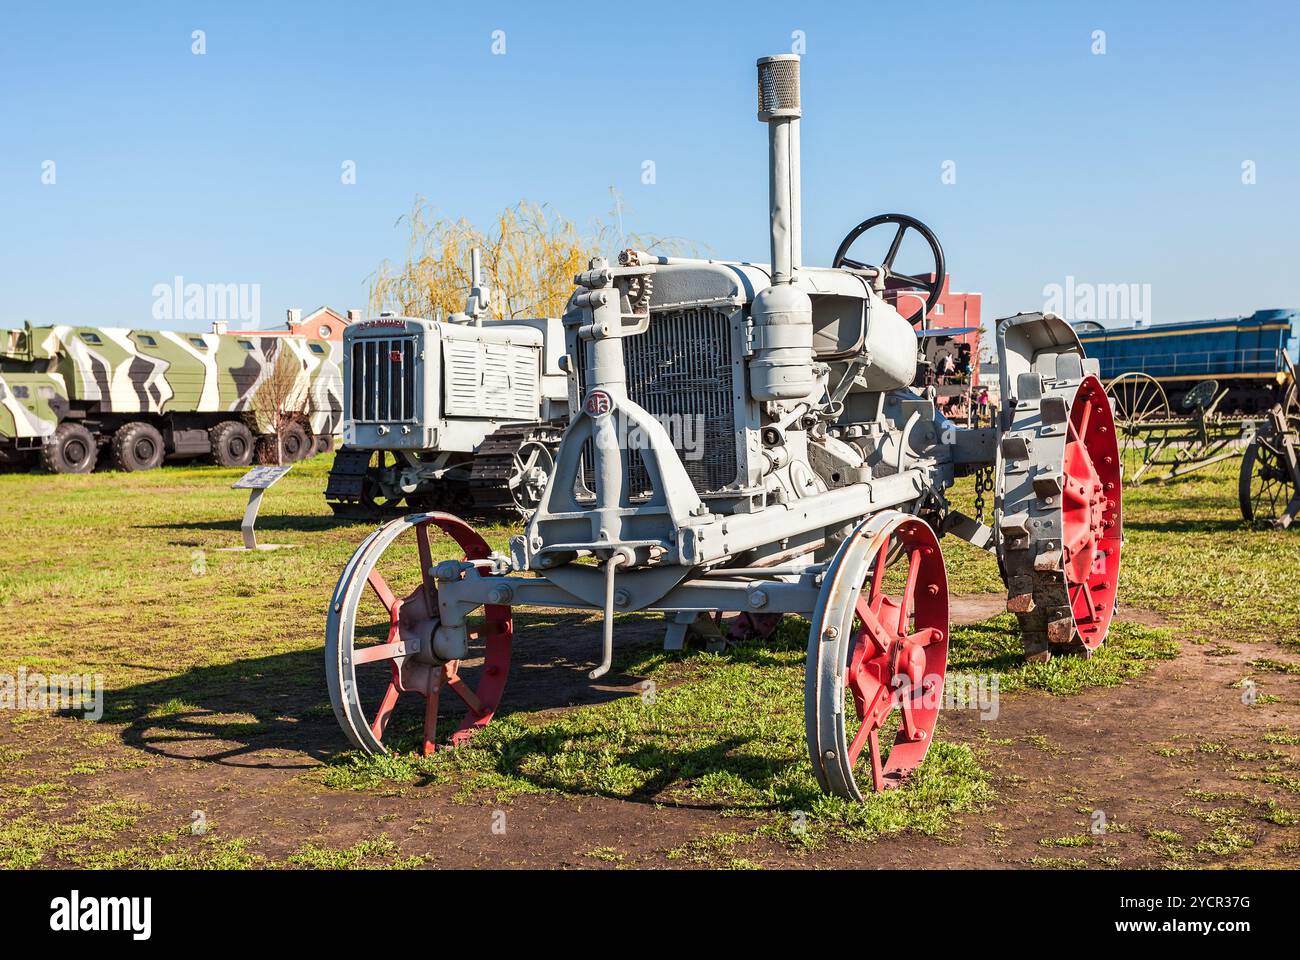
[5,593,1296,869]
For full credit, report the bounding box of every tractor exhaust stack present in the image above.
[757,54,802,283]
[749,54,815,402]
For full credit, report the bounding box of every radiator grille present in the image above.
[350,335,418,422]
[578,307,737,496]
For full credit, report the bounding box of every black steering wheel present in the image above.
[832,213,946,323]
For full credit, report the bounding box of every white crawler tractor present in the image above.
[325,54,1123,798]
[324,250,570,518]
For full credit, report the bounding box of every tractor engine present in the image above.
[519,56,948,579]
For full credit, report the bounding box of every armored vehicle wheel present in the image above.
[41,422,97,474]
[326,512,512,756]
[1000,374,1123,660]
[257,425,310,464]
[280,424,310,462]
[110,421,165,472]
[208,420,255,467]
[806,511,948,798]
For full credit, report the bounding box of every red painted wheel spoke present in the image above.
[444,665,484,716]
[907,627,943,647]
[1077,398,1093,441]
[846,679,889,763]
[370,680,400,741]
[867,728,885,793]
[1074,578,1097,623]
[897,547,921,635]
[366,569,398,613]
[854,596,892,656]
[847,713,875,767]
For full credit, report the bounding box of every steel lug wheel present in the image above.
[325,512,512,756]
[806,511,949,799]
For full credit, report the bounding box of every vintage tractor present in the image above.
[325,54,1123,798]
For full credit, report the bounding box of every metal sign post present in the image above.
[224,465,295,551]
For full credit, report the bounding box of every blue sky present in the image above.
[2,0,1297,333]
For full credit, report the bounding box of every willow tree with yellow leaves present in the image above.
[368,196,693,321]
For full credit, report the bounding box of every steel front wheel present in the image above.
[325,512,513,756]
[1105,372,1168,485]
[806,511,949,799]
[1239,437,1290,526]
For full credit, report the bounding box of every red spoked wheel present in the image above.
[1059,376,1123,653]
[806,511,949,799]
[325,512,512,756]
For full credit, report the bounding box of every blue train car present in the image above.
[1075,308,1299,413]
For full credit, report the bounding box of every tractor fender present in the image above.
[995,312,1099,433]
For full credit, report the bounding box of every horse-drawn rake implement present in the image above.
[1107,364,1300,528]
[1107,374,1260,485]
[325,54,1124,798]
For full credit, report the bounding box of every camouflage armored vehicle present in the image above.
[0,322,343,473]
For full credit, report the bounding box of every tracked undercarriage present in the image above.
[325,422,564,519]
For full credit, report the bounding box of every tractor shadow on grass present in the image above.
[101,611,663,772]
[139,515,355,535]
[141,508,521,537]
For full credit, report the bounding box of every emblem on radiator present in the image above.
[584,390,614,417]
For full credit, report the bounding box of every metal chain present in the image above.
[973,401,994,523]
[974,462,993,523]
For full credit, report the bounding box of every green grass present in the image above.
[949,616,1178,694]
[286,836,424,870]
[0,799,142,869]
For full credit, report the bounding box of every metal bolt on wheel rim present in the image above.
[806,511,949,800]
[325,511,512,756]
